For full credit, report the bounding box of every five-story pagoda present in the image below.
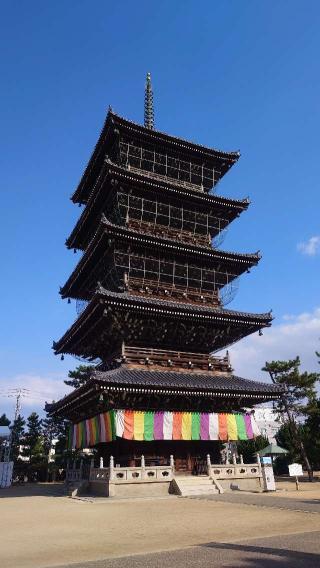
[48,74,282,471]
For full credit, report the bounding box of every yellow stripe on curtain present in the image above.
[181,413,192,440]
[227,414,238,440]
[133,412,144,440]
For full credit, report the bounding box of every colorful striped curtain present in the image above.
[67,410,260,449]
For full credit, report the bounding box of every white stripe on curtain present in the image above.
[251,415,261,437]
[209,413,219,440]
[163,412,173,439]
[115,410,125,438]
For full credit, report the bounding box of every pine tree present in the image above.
[64,364,95,389]
[23,412,43,463]
[237,435,269,463]
[42,412,68,459]
[262,357,320,480]
[10,414,25,463]
[0,413,10,426]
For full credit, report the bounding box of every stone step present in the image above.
[174,476,219,496]
[181,488,218,496]
[175,477,212,485]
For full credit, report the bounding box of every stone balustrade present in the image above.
[111,465,173,483]
[66,453,265,495]
[209,463,261,479]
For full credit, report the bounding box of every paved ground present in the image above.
[52,531,320,568]
[188,491,320,513]
[1,483,320,568]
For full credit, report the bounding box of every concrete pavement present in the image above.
[50,531,320,567]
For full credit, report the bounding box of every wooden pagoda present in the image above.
[48,74,283,472]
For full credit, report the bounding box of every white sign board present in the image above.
[0,461,13,488]
[289,463,303,477]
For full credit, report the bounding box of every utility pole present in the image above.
[3,389,23,462]
[0,389,25,488]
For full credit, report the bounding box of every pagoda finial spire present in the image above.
[144,72,155,130]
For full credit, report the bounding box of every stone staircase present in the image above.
[171,475,219,497]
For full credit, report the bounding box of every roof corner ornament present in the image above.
[144,72,155,130]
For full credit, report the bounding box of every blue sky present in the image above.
[1,1,319,418]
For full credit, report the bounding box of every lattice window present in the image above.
[116,192,228,241]
[119,141,220,191]
[113,250,238,299]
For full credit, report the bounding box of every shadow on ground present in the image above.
[50,532,320,568]
[0,482,65,498]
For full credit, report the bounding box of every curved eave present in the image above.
[46,371,284,417]
[67,161,250,251]
[110,111,240,160]
[72,110,241,204]
[104,161,249,209]
[53,288,273,355]
[61,217,261,300]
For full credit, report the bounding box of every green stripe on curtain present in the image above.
[235,414,248,440]
[191,412,200,440]
[144,412,154,441]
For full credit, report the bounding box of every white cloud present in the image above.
[297,236,320,256]
[227,307,320,381]
[0,373,70,420]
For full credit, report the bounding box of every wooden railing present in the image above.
[126,276,220,307]
[127,219,211,248]
[123,346,231,373]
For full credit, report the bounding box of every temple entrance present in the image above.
[99,439,221,476]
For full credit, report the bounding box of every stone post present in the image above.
[141,454,145,479]
[170,455,175,474]
[232,453,237,465]
[240,454,244,464]
[206,454,211,476]
[109,455,114,481]
[100,456,104,469]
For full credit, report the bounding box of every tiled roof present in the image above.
[94,367,283,394]
[97,287,272,323]
[67,161,250,250]
[72,110,241,204]
[99,217,260,262]
[46,367,283,414]
[103,161,249,208]
[110,111,240,160]
[61,217,261,299]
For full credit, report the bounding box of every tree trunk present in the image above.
[281,395,313,481]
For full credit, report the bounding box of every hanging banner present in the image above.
[67,410,260,450]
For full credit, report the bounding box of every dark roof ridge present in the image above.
[60,216,261,299]
[45,368,284,414]
[104,159,250,207]
[110,110,241,160]
[99,216,261,261]
[72,109,241,204]
[95,285,273,321]
[94,366,284,392]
